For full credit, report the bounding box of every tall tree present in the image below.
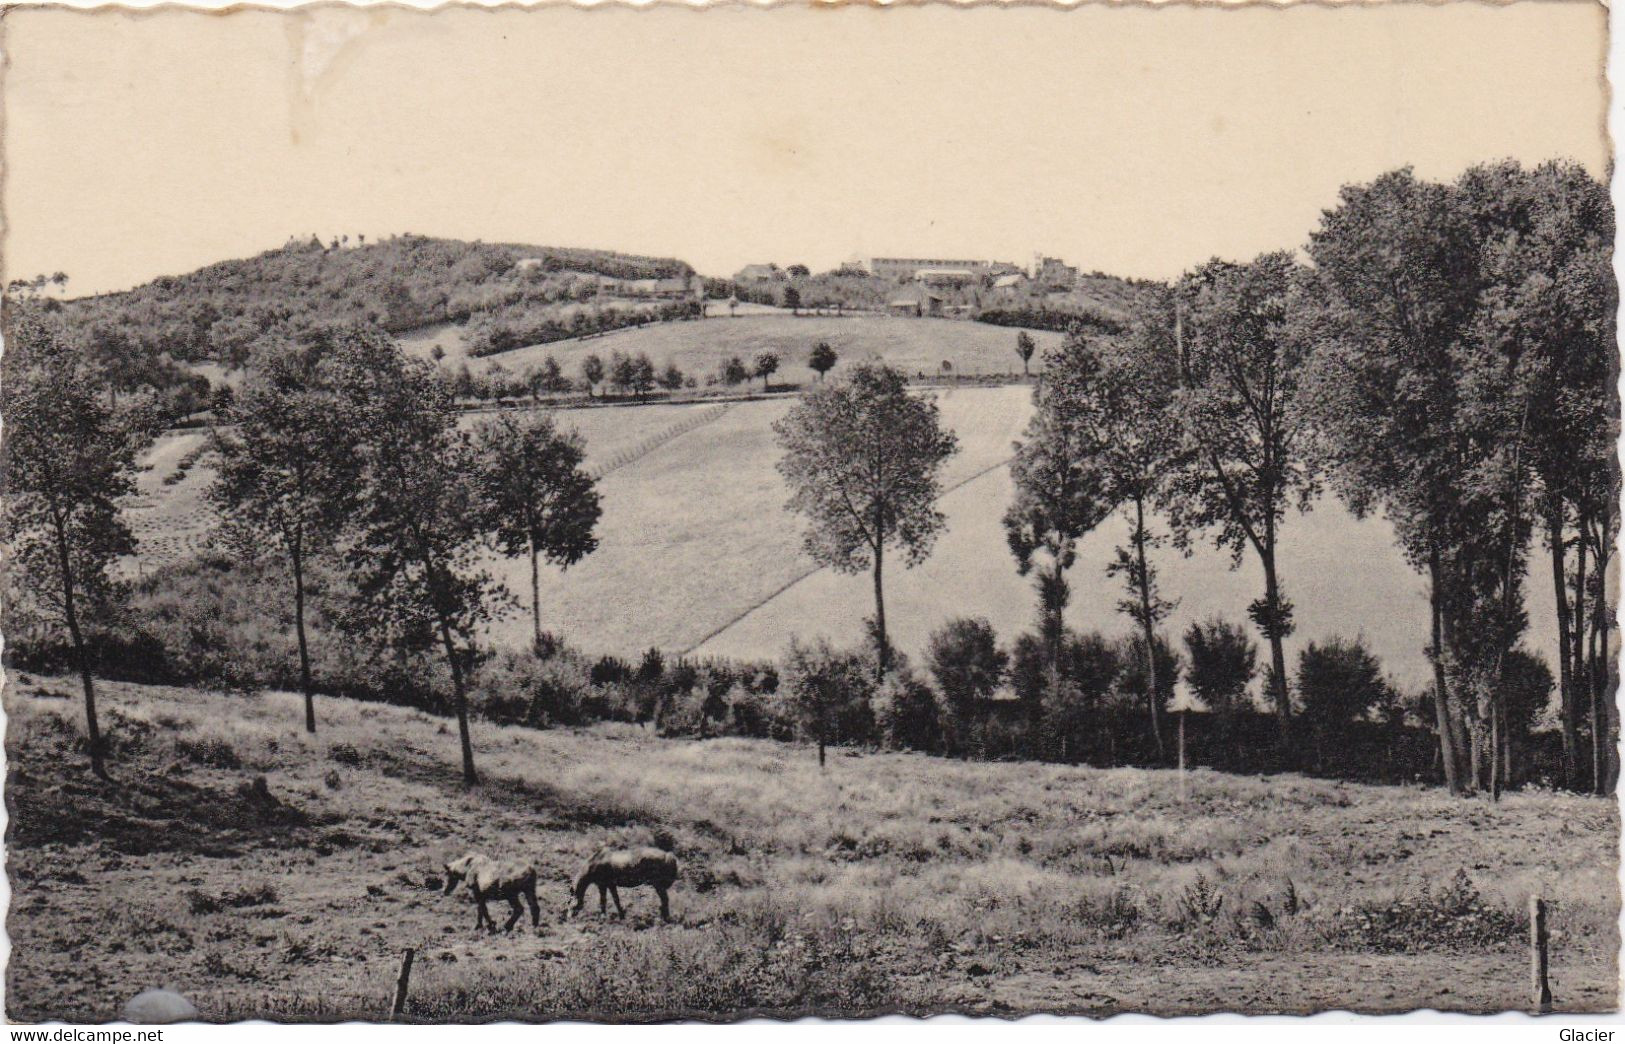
[1004,340,1113,721]
[2,302,149,779]
[1008,333,1184,754]
[210,339,360,734]
[472,412,601,651]
[1301,169,1488,794]
[331,327,511,785]
[775,365,959,678]
[1457,159,1617,792]
[1167,253,1319,740]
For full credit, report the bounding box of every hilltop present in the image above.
[56,235,695,372]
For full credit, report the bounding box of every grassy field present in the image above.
[5,676,1617,1021]
[422,313,1066,387]
[127,384,1558,691]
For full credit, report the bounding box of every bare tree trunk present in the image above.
[1589,520,1614,796]
[1133,495,1164,760]
[434,615,479,786]
[1490,700,1500,802]
[56,519,107,781]
[1260,549,1292,742]
[529,536,542,652]
[1589,584,1604,796]
[1038,560,1068,747]
[1428,550,1465,795]
[292,540,316,734]
[871,524,889,681]
[1573,527,1589,789]
[1550,503,1580,788]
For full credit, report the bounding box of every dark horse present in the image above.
[571,846,679,922]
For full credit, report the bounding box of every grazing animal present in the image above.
[571,845,679,922]
[442,852,540,933]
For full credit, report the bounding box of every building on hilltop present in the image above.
[734,263,786,284]
[1032,255,1080,290]
[912,267,979,288]
[864,257,1026,283]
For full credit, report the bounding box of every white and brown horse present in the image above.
[442,852,541,933]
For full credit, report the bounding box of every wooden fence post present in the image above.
[392,947,416,1019]
[1530,895,1552,1015]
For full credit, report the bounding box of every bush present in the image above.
[1328,868,1519,954]
[1183,617,1257,714]
[873,669,942,753]
[468,647,592,728]
[174,737,242,770]
[1041,632,1121,762]
[782,639,877,757]
[1296,635,1391,729]
[926,617,1006,754]
[975,307,1123,336]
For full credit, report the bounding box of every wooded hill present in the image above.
[56,234,695,375]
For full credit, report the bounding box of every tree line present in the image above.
[769,161,1616,796]
[5,309,602,785]
[4,159,1613,796]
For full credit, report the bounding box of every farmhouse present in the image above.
[887,290,945,317]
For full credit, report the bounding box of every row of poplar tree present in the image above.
[772,162,1616,797]
[1008,162,1618,797]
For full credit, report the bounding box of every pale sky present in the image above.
[3,2,1609,296]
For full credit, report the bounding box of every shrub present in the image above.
[873,669,942,753]
[926,617,1006,754]
[782,638,877,759]
[467,647,592,728]
[1183,617,1257,714]
[1329,868,1519,954]
[174,737,242,770]
[1296,635,1391,729]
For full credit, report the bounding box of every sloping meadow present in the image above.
[5,676,1616,1020]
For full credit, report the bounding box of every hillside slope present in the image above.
[5,677,1616,1021]
[440,313,1066,383]
[126,385,1559,691]
[59,235,693,369]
